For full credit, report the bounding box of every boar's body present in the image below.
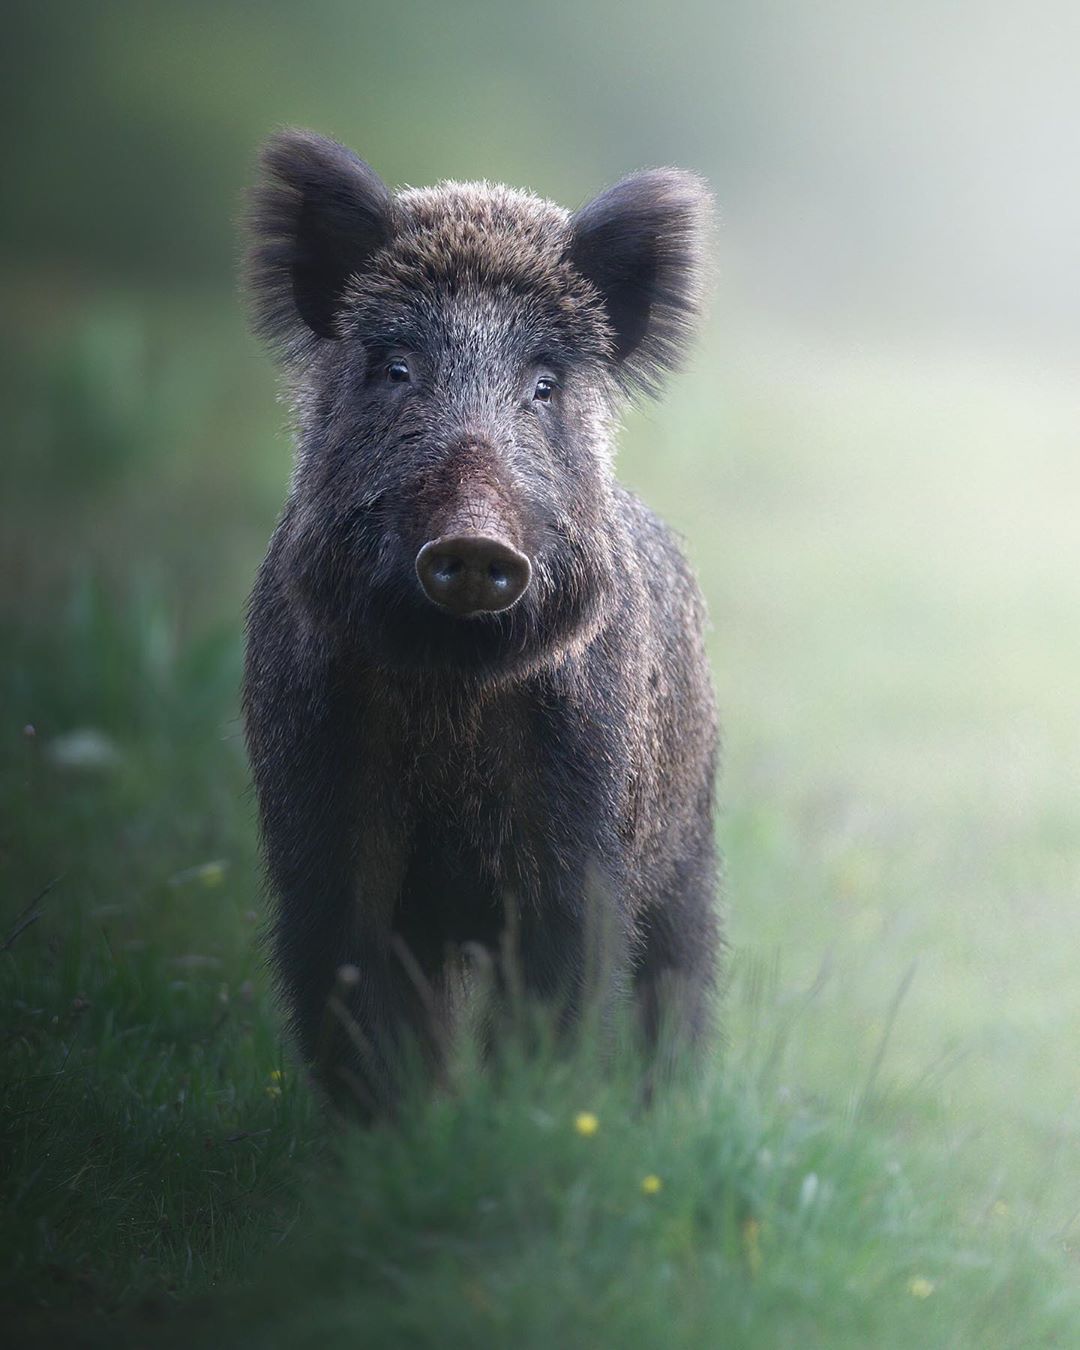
[243,132,720,1113]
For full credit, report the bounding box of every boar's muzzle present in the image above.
[415,533,532,616]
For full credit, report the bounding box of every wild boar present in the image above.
[243,129,720,1114]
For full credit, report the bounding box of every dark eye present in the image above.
[533,376,557,403]
[386,359,411,384]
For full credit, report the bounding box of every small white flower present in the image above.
[799,1172,819,1208]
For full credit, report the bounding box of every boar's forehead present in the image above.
[339,181,613,368]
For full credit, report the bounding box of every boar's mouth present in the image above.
[356,524,605,679]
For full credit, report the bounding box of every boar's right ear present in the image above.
[245,129,392,353]
[569,168,710,398]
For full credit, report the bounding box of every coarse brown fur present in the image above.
[242,129,721,1116]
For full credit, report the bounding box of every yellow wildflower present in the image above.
[742,1216,762,1276]
[574,1111,599,1137]
[908,1276,935,1299]
[641,1174,663,1195]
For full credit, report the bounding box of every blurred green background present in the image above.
[3,0,1079,1338]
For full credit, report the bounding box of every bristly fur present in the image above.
[245,128,710,399]
[338,180,615,381]
[240,130,721,1119]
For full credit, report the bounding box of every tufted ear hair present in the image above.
[568,168,711,397]
[245,128,393,355]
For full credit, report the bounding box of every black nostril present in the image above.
[416,534,532,616]
[433,556,463,584]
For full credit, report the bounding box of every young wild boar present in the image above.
[243,129,720,1115]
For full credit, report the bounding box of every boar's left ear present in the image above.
[245,128,393,353]
[569,169,711,397]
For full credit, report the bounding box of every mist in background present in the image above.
[4,0,1079,337]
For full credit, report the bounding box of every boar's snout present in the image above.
[415,534,532,616]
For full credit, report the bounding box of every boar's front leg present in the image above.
[244,627,439,1117]
[497,704,634,1039]
[504,875,632,1043]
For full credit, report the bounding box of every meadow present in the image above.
[2,287,1078,1346]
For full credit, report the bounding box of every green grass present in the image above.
[200,1030,1074,1349]
[3,300,1080,1345]
[1,585,318,1315]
